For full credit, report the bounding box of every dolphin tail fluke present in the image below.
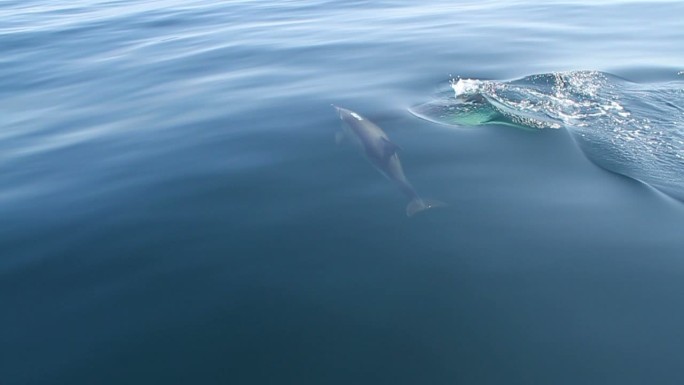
[406,198,447,217]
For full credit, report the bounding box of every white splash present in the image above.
[451,78,481,97]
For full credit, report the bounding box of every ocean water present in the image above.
[1,1,684,384]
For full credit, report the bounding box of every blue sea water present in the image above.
[1,1,684,384]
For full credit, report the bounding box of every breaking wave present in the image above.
[411,71,684,201]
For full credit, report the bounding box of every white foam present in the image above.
[451,78,480,97]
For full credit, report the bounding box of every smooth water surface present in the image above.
[2,1,684,384]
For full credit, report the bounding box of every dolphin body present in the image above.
[332,105,444,217]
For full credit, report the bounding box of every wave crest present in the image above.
[411,71,684,201]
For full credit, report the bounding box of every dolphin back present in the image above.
[333,105,447,217]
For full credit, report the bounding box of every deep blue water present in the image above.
[2,1,684,384]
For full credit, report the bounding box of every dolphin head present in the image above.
[331,105,365,123]
[331,104,343,119]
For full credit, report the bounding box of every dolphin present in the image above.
[332,105,445,217]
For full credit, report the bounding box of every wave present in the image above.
[410,71,684,201]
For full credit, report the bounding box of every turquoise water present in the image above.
[2,1,684,384]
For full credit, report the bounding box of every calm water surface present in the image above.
[2,1,684,384]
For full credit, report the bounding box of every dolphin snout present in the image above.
[331,104,342,118]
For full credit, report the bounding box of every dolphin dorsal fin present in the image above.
[381,137,402,158]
